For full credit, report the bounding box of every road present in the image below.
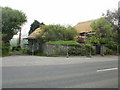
[2,55,118,88]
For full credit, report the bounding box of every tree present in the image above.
[2,7,27,44]
[29,20,45,35]
[86,18,118,55]
[87,18,116,45]
[1,7,27,56]
[103,9,119,43]
[37,25,77,42]
[103,9,118,29]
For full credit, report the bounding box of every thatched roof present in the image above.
[27,19,96,39]
[74,19,96,33]
[28,28,43,39]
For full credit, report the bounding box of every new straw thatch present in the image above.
[28,28,43,39]
[74,19,96,33]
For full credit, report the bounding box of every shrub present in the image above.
[76,36,85,43]
[68,44,96,56]
[37,25,77,42]
[2,46,10,56]
[21,48,29,54]
[46,40,80,46]
[12,45,21,51]
[104,49,115,55]
[2,42,10,56]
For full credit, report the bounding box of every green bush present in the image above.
[2,46,9,56]
[68,44,96,56]
[37,25,77,42]
[46,40,80,46]
[12,45,21,51]
[68,46,81,55]
[21,48,29,54]
[2,42,10,56]
[104,49,115,55]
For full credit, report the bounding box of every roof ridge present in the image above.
[77,19,96,25]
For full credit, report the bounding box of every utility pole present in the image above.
[117,45,119,56]
[89,43,92,57]
[18,28,21,47]
[66,44,69,58]
[89,39,92,58]
[118,1,120,55]
[47,44,48,56]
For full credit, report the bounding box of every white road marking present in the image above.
[97,68,118,72]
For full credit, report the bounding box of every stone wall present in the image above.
[42,44,104,56]
[42,44,71,55]
[28,42,108,55]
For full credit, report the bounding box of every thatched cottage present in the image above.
[74,20,95,33]
[27,19,97,54]
[27,28,44,53]
[74,20,96,43]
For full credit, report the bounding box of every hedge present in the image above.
[46,40,80,46]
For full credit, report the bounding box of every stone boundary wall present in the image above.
[42,44,110,56]
[42,44,72,55]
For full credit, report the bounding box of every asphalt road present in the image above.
[2,55,118,88]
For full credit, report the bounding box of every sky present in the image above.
[0,0,119,38]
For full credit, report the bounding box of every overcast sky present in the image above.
[0,0,119,38]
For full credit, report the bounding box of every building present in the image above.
[74,19,102,54]
[27,28,44,53]
[27,19,100,54]
[74,19,96,43]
